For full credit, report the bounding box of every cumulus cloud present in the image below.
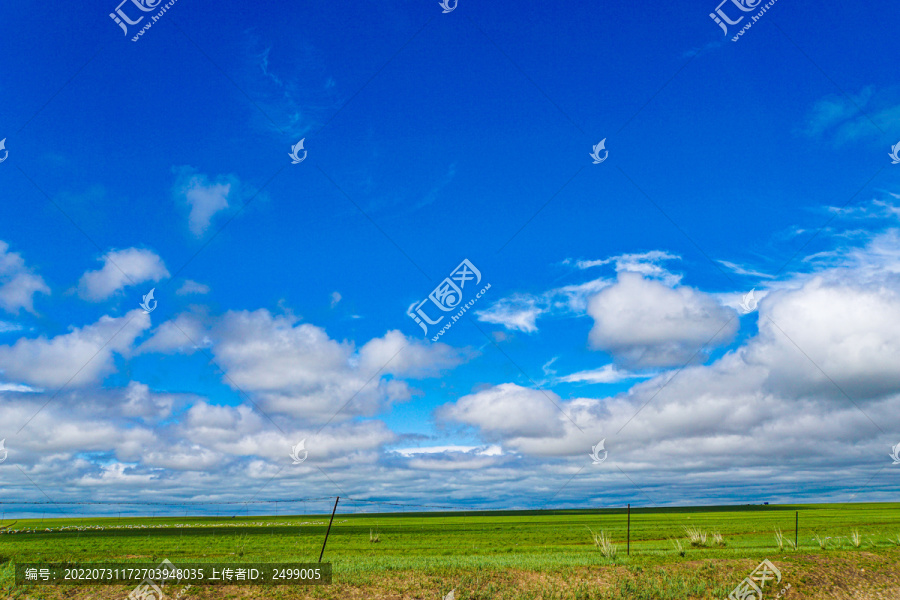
[0,385,403,508]
[393,445,502,457]
[173,167,240,237]
[211,312,465,420]
[138,310,465,421]
[437,383,569,440]
[121,381,177,419]
[750,275,900,402]
[587,272,739,368]
[432,235,900,505]
[477,250,681,333]
[0,310,151,387]
[209,310,400,420]
[78,248,169,301]
[390,445,503,471]
[136,310,211,355]
[0,241,50,314]
[358,329,466,378]
[181,402,394,463]
[8,229,900,511]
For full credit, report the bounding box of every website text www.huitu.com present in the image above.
[131,0,180,42]
[431,283,491,342]
[731,0,779,42]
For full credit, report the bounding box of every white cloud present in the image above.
[587,272,739,368]
[121,381,177,419]
[557,364,642,384]
[477,250,681,333]
[215,313,456,420]
[136,311,211,355]
[0,382,40,392]
[0,241,50,314]
[173,167,239,237]
[393,445,502,457]
[358,329,466,378]
[436,383,568,440]
[78,248,169,301]
[139,310,465,421]
[176,280,210,295]
[574,250,682,286]
[750,276,900,401]
[476,294,546,333]
[209,310,394,421]
[8,231,900,510]
[180,402,395,464]
[392,445,504,471]
[0,309,151,387]
[431,234,900,505]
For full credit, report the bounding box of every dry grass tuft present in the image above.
[684,526,708,547]
[586,527,617,558]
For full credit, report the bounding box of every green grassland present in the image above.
[2,502,900,599]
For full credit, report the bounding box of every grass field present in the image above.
[2,502,900,599]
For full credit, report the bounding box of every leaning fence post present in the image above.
[319,497,340,563]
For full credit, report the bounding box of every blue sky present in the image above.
[1,0,900,515]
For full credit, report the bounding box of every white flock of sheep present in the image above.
[0,519,351,534]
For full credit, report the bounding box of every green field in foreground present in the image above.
[2,502,900,599]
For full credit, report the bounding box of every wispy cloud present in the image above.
[801,86,900,144]
[557,364,646,384]
[176,280,210,296]
[717,260,776,279]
